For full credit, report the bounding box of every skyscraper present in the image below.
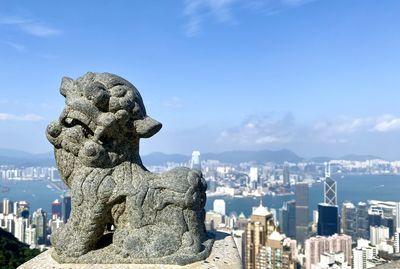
[317,203,339,236]
[244,203,275,269]
[341,202,356,240]
[295,183,309,244]
[213,199,226,216]
[52,199,62,219]
[190,150,201,170]
[2,198,12,215]
[283,163,290,186]
[280,200,296,239]
[324,177,337,206]
[62,194,71,223]
[32,208,47,245]
[396,202,400,230]
[356,202,369,240]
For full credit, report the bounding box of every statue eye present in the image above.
[64,117,76,127]
[63,117,94,137]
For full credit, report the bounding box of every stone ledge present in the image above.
[18,232,242,269]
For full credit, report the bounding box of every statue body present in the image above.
[46,72,213,264]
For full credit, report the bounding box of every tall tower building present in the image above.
[51,199,62,219]
[2,198,12,215]
[396,202,400,230]
[324,161,331,178]
[190,150,201,170]
[324,177,337,206]
[63,193,71,223]
[244,202,275,269]
[283,163,290,186]
[32,208,47,245]
[295,183,309,244]
[279,200,296,239]
[213,199,226,216]
[317,203,339,236]
[356,202,369,240]
[341,202,357,240]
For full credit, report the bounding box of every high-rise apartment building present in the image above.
[304,234,352,269]
[259,231,296,269]
[369,226,389,246]
[295,183,309,244]
[244,203,275,269]
[394,228,400,253]
[245,202,296,269]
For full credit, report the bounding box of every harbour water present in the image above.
[1,175,400,217]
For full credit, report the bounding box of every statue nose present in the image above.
[134,116,162,138]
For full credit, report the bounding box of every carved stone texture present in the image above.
[46,72,213,265]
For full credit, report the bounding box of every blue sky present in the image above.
[0,0,400,159]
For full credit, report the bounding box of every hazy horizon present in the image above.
[1,1,400,159]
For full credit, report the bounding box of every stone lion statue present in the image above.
[46,72,213,264]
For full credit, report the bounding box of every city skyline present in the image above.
[1,1,400,159]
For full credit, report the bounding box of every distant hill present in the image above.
[0,149,54,166]
[202,149,303,164]
[310,154,384,163]
[140,149,303,165]
[141,152,189,166]
[0,228,40,269]
[339,154,383,161]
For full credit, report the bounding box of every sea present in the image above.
[1,175,400,218]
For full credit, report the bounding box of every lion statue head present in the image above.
[46,72,161,186]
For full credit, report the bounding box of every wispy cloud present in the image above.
[163,96,184,108]
[0,113,44,121]
[0,40,26,52]
[183,0,317,36]
[0,15,61,37]
[183,0,237,36]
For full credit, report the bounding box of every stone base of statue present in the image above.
[18,232,242,269]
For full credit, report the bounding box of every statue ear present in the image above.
[60,77,74,97]
[134,116,162,138]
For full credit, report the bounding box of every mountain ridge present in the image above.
[0,148,386,166]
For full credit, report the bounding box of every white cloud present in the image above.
[371,115,400,132]
[216,113,400,149]
[0,113,44,121]
[182,0,317,36]
[0,15,61,37]
[217,113,295,146]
